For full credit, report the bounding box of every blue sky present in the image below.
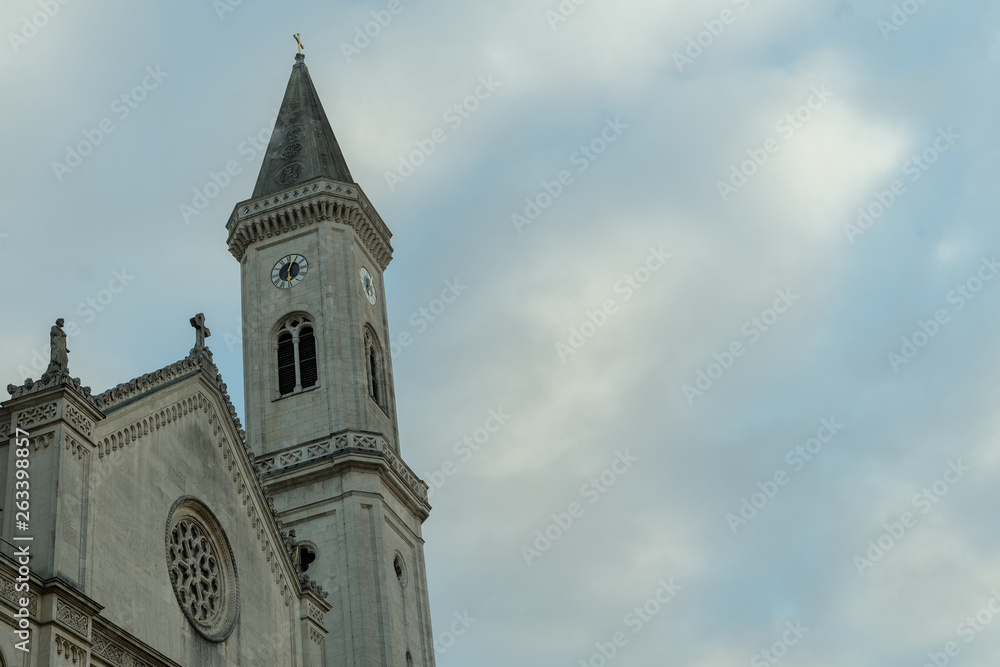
[4,1,1000,665]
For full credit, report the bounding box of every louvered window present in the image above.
[299,327,317,389]
[275,316,318,397]
[277,333,296,395]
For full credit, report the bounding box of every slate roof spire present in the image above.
[252,52,354,198]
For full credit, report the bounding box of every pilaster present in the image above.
[2,373,104,588]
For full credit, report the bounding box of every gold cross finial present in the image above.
[294,34,304,54]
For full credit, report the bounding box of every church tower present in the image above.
[225,51,436,667]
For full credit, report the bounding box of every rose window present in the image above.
[165,499,239,641]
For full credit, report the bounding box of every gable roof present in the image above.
[93,347,326,601]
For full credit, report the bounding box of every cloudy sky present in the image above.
[4,0,1000,665]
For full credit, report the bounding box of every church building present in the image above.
[0,49,438,666]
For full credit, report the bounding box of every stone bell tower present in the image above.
[224,50,436,667]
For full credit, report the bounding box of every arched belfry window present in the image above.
[275,315,318,396]
[364,326,385,408]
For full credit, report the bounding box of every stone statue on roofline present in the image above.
[44,318,69,377]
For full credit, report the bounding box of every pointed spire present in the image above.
[252,52,354,198]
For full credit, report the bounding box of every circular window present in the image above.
[165,498,240,642]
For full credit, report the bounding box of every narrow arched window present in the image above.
[406,651,413,667]
[299,327,317,389]
[369,346,380,403]
[277,333,296,395]
[364,326,384,408]
[275,315,318,397]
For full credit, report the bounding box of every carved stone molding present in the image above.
[55,634,86,663]
[64,434,87,461]
[15,401,58,430]
[6,371,97,408]
[91,631,151,667]
[166,498,240,642]
[56,598,89,637]
[309,626,324,644]
[306,601,324,625]
[0,573,38,616]
[64,403,94,437]
[258,431,429,502]
[95,392,207,460]
[226,179,393,269]
[30,431,54,452]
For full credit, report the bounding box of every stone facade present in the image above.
[0,52,436,667]
[0,354,330,666]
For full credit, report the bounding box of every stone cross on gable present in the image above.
[190,313,211,350]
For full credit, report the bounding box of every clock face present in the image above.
[271,254,309,289]
[360,267,377,305]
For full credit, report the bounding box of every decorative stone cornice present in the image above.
[225,178,393,269]
[93,346,246,439]
[91,630,151,667]
[56,598,90,638]
[259,430,431,508]
[297,573,327,599]
[92,621,177,667]
[93,347,234,421]
[6,370,98,409]
[0,570,39,617]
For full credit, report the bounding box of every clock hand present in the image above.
[286,257,296,281]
